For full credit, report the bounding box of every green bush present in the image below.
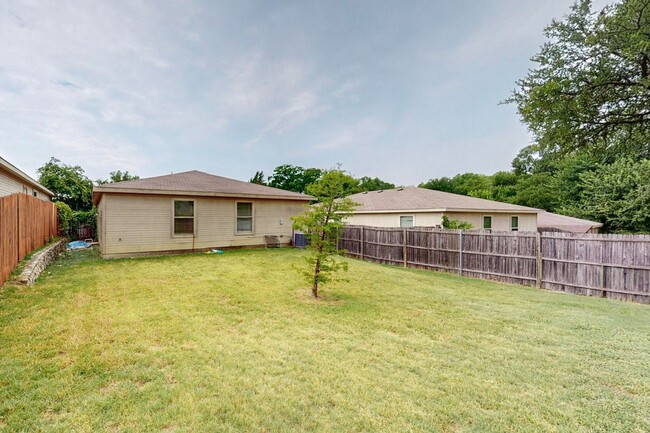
[442,216,473,230]
[55,201,74,236]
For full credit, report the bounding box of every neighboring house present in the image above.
[537,211,603,234]
[346,187,539,231]
[93,170,314,258]
[0,156,54,201]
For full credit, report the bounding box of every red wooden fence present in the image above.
[0,193,58,286]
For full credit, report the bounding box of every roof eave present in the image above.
[352,208,539,214]
[92,187,314,204]
[0,158,54,196]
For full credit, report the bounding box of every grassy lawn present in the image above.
[1,248,649,433]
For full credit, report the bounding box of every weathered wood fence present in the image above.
[0,193,58,286]
[339,226,650,304]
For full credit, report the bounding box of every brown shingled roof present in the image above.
[347,187,539,213]
[537,211,603,233]
[93,170,314,203]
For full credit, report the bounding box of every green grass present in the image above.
[1,248,649,433]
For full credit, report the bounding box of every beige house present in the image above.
[93,170,314,258]
[537,211,603,233]
[346,187,539,231]
[0,156,54,201]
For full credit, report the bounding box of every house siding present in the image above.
[347,211,537,231]
[444,212,537,232]
[0,170,50,200]
[100,194,308,258]
[347,212,444,227]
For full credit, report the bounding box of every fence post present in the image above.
[360,226,364,260]
[600,240,605,291]
[403,228,407,268]
[536,232,542,288]
[459,230,463,276]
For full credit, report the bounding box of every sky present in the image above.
[0,0,609,186]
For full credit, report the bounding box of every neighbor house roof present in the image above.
[0,156,54,197]
[347,187,539,214]
[537,211,603,233]
[93,170,314,204]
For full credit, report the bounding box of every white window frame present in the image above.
[235,201,254,235]
[483,215,493,231]
[399,215,415,228]
[172,199,196,238]
[510,215,519,232]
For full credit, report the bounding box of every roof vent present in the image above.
[397,187,404,191]
[377,190,383,193]
[362,191,368,194]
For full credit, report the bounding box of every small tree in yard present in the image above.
[292,170,358,298]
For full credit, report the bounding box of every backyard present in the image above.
[1,247,649,432]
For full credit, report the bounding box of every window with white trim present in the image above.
[400,215,414,228]
[236,202,253,233]
[511,216,519,231]
[483,216,492,230]
[173,200,194,235]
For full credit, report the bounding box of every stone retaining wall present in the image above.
[14,238,67,286]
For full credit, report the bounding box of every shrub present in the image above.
[55,201,74,236]
[442,216,473,230]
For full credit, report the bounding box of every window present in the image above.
[33,191,38,197]
[22,186,28,194]
[237,202,253,233]
[483,216,492,230]
[173,200,194,235]
[400,215,414,228]
[511,216,519,231]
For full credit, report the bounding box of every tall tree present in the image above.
[268,165,323,193]
[357,176,395,192]
[420,173,493,198]
[37,158,93,211]
[563,158,650,232]
[292,170,358,298]
[249,170,266,185]
[509,0,650,158]
[96,170,140,185]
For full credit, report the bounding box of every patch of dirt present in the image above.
[293,287,343,305]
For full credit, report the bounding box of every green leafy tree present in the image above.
[420,173,493,198]
[510,172,560,211]
[291,170,359,298]
[491,171,519,203]
[37,158,93,211]
[419,176,455,193]
[96,170,140,185]
[357,176,395,192]
[565,158,650,232]
[509,0,650,159]
[249,170,266,185]
[268,165,323,193]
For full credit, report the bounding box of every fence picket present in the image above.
[339,225,650,304]
[0,193,58,286]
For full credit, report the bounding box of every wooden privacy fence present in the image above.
[0,193,58,286]
[339,226,650,304]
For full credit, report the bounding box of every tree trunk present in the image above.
[312,257,321,298]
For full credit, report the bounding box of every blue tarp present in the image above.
[67,240,90,250]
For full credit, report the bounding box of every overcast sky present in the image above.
[0,1,609,185]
